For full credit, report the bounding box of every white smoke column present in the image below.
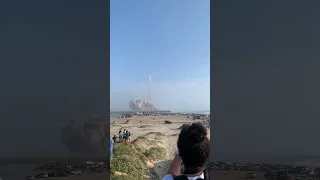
[129,97,158,111]
[148,74,152,101]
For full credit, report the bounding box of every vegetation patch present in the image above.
[143,147,167,161]
[110,143,147,180]
[110,138,166,180]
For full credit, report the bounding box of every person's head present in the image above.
[113,135,116,137]
[177,122,210,170]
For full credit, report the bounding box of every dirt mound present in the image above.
[139,125,148,128]
[132,137,160,151]
[146,132,165,136]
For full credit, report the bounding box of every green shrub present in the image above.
[111,142,147,180]
[111,138,166,180]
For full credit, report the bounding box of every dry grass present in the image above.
[110,138,166,180]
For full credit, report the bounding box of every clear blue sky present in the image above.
[110,0,210,112]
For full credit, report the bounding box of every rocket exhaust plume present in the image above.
[148,73,152,101]
[129,74,158,111]
[129,98,158,111]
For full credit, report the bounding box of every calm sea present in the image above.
[177,111,210,114]
[110,113,122,119]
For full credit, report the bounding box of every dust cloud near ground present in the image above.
[110,115,210,180]
[129,98,158,111]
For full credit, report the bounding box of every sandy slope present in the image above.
[110,115,210,180]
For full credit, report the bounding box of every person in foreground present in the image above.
[110,138,114,158]
[162,123,210,180]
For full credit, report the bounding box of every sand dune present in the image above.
[110,115,210,180]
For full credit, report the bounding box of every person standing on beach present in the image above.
[112,135,117,143]
[123,130,126,142]
[110,138,114,158]
[124,130,129,143]
[119,130,122,141]
[128,132,132,142]
[162,123,210,180]
[123,129,126,138]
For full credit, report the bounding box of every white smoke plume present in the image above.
[129,97,158,111]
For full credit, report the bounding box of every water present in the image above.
[110,113,122,119]
[109,111,210,119]
[177,111,210,114]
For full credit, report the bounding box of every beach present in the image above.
[110,114,210,180]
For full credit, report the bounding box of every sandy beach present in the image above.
[110,115,210,180]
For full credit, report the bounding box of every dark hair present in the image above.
[177,123,210,169]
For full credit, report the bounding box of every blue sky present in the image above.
[110,0,210,112]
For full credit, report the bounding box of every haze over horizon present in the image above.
[110,0,210,112]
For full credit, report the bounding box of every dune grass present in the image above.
[143,147,167,161]
[110,138,167,180]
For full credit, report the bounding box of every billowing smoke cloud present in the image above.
[129,97,158,111]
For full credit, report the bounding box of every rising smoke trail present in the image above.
[148,73,152,100]
[129,74,158,111]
